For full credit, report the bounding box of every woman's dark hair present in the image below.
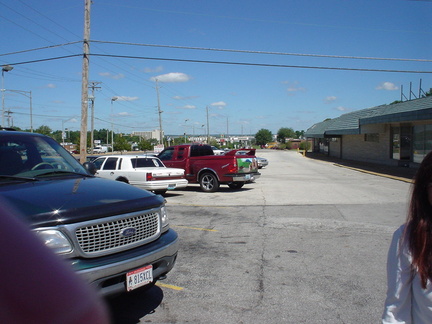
[407,150,432,289]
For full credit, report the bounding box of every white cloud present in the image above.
[173,95,199,100]
[282,81,306,94]
[118,112,132,116]
[112,96,139,101]
[46,83,56,88]
[324,96,337,103]
[99,72,125,80]
[143,66,163,73]
[210,101,227,109]
[335,106,349,112]
[177,105,196,109]
[287,86,306,92]
[150,72,191,83]
[376,82,398,91]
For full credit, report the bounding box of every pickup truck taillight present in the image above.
[228,161,238,174]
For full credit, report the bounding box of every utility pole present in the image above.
[155,79,164,145]
[5,110,13,127]
[88,81,101,154]
[79,0,91,163]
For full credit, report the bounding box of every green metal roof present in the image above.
[305,96,432,138]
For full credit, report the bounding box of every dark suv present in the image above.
[0,130,178,296]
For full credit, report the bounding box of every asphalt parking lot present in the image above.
[107,149,413,323]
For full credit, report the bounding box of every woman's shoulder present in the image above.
[395,224,406,235]
[392,224,411,256]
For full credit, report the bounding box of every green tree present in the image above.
[255,129,272,146]
[113,136,131,151]
[137,138,153,151]
[35,125,52,136]
[277,127,295,143]
[295,130,305,139]
[299,141,311,151]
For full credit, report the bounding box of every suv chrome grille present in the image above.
[75,212,160,256]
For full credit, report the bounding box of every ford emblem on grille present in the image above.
[120,227,136,237]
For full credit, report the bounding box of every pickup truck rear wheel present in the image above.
[228,181,244,190]
[199,172,220,192]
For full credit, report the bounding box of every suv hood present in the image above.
[0,176,164,227]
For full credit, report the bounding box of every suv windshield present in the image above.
[0,132,88,178]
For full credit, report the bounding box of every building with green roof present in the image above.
[304,96,432,167]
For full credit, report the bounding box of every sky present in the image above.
[0,0,431,137]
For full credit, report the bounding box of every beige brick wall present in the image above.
[341,131,393,164]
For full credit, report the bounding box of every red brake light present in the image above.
[228,161,238,174]
[146,173,153,181]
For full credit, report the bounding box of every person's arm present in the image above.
[382,226,413,324]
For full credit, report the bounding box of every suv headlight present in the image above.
[35,229,73,254]
[160,206,169,231]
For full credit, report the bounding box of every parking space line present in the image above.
[173,225,218,232]
[156,282,184,290]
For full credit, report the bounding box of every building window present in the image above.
[364,133,379,142]
[413,124,432,163]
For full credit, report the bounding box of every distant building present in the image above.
[131,130,163,141]
[304,96,432,167]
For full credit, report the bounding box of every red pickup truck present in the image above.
[157,144,260,192]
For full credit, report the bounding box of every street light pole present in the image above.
[155,79,164,145]
[111,97,117,152]
[5,89,33,132]
[184,119,189,143]
[1,65,14,128]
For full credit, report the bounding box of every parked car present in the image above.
[211,146,225,155]
[0,130,178,296]
[257,157,269,169]
[92,154,188,195]
[158,144,260,192]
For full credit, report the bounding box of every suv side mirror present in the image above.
[83,162,97,175]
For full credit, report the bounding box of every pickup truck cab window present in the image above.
[190,145,214,157]
[158,148,174,161]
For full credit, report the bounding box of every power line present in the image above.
[91,40,432,63]
[6,54,81,66]
[90,53,432,74]
[5,51,431,74]
[0,42,81,57]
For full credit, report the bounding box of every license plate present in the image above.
[167,183,176,190]
[245,174,251,180]
[126,265,153,291]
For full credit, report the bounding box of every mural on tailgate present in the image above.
[237,157,258,173]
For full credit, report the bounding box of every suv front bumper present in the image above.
[70,228,179,296]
